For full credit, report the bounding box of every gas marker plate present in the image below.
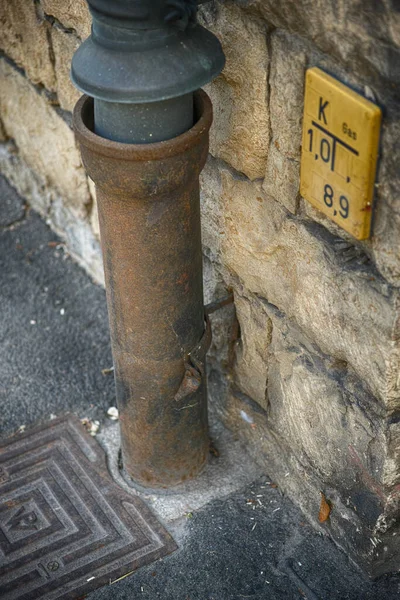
[0,416,177,600]
[300,67,381,240]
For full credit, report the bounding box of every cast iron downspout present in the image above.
[71,0,225,488]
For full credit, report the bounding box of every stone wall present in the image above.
[1,0,400,576]
[0,0,101,280]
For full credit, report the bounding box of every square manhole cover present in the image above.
[0,415,177,599]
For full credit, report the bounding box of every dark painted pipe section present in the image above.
[94,94,194,144]
[74,91,213,488]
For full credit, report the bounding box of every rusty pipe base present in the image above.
[73,91,213,489]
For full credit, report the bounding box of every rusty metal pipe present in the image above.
[74,91,213,488]
[71,0,224,488]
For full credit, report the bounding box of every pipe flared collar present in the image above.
[73,89,213,195]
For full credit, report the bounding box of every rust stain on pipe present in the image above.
[73,91,213,488]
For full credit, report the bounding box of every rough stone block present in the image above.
[269,30,306,160]
[203,254,237,376]
[50,194,104,284]
[0,0,55,91]
[200,157,224,264]
[385,420,400,489]
[199,3,269,180]
[233,291,271,410]
[51,27,81,112]
[0,60,90,216]
[263,145,300,214]
[240,0,400,90]
[265,305,391,486]
[213,374,400,578]
[41,0,91,40]
[368,112,400,286]
[200,163,400,410]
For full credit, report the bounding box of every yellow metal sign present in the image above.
[300,67,381,240]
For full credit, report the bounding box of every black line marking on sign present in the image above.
[331,139,337,173]
[311,121,359,156]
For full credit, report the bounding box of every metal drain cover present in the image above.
[0,415,177,600]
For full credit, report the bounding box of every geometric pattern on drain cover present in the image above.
[0,415,177,600]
